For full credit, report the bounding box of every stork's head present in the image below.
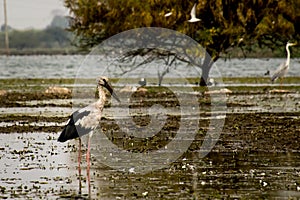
[97,76,109,87]
[287,41,297,47]
[97,76,120,102]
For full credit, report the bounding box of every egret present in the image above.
[188,3,200,23]
[58,76,120,195]
[271,42,297,84]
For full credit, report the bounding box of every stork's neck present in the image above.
[286,44,291,66]
[96,86,106,110]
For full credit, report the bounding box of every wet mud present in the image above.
[0,79,300,199]
[1,88,299,152]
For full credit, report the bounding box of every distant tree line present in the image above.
[0,15,73,50]
[0,27,72,49]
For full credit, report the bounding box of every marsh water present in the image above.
[1,55,300,78]
[0,55,300,199]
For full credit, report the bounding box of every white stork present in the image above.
[58,76,120,195]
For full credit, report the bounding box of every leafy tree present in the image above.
[64,0,300,85]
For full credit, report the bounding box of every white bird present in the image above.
[164,12,172,17]
[138,78,147,86]
[271,42,297,83]
[58,76,120,195]
[188,3,200,23]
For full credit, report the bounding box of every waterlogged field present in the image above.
[0,78,300,199]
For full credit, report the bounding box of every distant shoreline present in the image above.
[1,47,299,58]
[0,48,88,56]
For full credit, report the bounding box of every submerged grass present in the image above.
[0,78,75,91]
[1,77,300,92]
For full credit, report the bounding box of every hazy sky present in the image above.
[0,0,68,30]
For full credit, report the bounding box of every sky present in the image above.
[0,0,68,30]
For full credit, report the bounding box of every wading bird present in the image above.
[58,76,120,196]
[271,42,297,84]
[188,3,200,23]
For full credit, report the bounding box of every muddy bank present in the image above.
[1,112,299,153]
[0,92,71,107]
[1,78,300,199]
[100,112,300,153]
[221,112,300,152]
[0,115,67,133]
[1,78,299,153]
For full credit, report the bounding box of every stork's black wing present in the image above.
[58,109,93,142]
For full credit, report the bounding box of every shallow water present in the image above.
[1,131,299,199]
[0,92,300,199]
[89,151,300,199]
[227,92,300,113]
[1,55,300,198]
[0,132,80,199]
[0,107,72,117]
[1,55,300,78]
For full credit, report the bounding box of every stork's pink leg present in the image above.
[78,138,82,195]
[87,135,92,198]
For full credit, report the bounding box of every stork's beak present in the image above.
[105,82,121,103]
[111,91,121,103]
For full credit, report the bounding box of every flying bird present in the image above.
[271,42,297,84]
[58,76,120,195]
[164,12,172,17]
[188,3,200,23]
